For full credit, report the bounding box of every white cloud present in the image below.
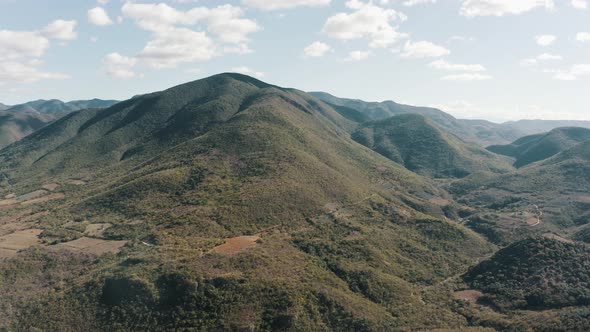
[401,40,450,58]
[0,30,50,60]
[576,32,590,42]
[120,2,260,69]
[103,52,138,79]
[441,73,491,81]
[137,27,216,68]
[460,0,554,17]
[323,0,407,48]
[303,41,332,57]
[241,0,330,10]
[0,61,69,84]
[552,64,590,80]
[231,66,264,78]
[571,0,588,9]
[88,7,114,26]
[403,0,436,6]
[97,0,109,4]
[429,59,485,71]
[41,20,78,41]
[344,50,371,61]
[0,20,75,85]
[535,34,556,46]
[520,53,562,66]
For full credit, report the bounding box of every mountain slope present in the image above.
[465,237,590,310]
[5,98,119,114]
[0,103,9,111]
[352,114,513,178]
[0,110,55,148]
[0,73,495,331]
[310,92,524,146]
[488,127,590,167]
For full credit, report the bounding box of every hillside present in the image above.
[0,74,495,331]
[5,98,119,115]
[310,92,524,146]
[465,237,590,310]
[0,103,9,111]
[487,127,590,168]
[0,99,119,148]
[0,111,54,148]
[352,114,513,178]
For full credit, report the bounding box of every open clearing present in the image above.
[212,235,260,256]
[42,183,60,191]
[84,223,112,237]
[453,289,484,304]
[56,237,128,255]
[0,229,43,259]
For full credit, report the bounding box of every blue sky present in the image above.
[0,0,589,122]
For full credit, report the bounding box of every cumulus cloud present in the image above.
[41,20,78,40]
[0,20,76,85]
[535,34,556,46]
[231,66,264,78]
[520,53,562,66]
[303,41,332,57]
[0,61,69,84]
[571,0,588,9]
[119,2,260,69]
[400,40,450,58]
[241,0,330,10]
[460,0,554,17]
[576,32,590,42]
[323,0,407,48]
[551,64,590,81]
[103,52,138,79]
[344,50,371,61]
[88,7,114,26]
[429,59,486,71]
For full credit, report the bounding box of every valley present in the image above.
[0,74,589,331]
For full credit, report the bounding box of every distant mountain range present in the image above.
[0,99,119,148]
[1,74,590,331]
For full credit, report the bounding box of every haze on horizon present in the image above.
[1,0,589,122]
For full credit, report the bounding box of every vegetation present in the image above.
[465,237,590,310]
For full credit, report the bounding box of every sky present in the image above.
[0,0,589,123]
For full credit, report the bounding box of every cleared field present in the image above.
[453,289,484,304]
[0,229,43,258]
[21,193,65,206]
[68,180,87,185]
[42,183,60,191]
[212,235,260,256]
[16,190,48,202]
[56,237,128,255]
[84,223,111,237]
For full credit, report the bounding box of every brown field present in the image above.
[453,289,484,304]
[429,197,451,206]
[16,190,48,202]
[575,195,590,204]
[84,223,111,237]
[0,209,33,225]
[21,193,65,206]
[212,235,260,256]
[0,229,43,258]
[68,179,87,185]
[3,193,16,199]
[42,183,60,191]
[56,237,127,255]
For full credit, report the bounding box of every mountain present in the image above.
[310,92,524,146]
[5,98,119,115]
[0,74,495,331]
[505,120,590,135]
[352,114,513,178]
[487,127,590,168]
[465,237,590,310]
[0,99,119,149]
[0,111,54,148]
